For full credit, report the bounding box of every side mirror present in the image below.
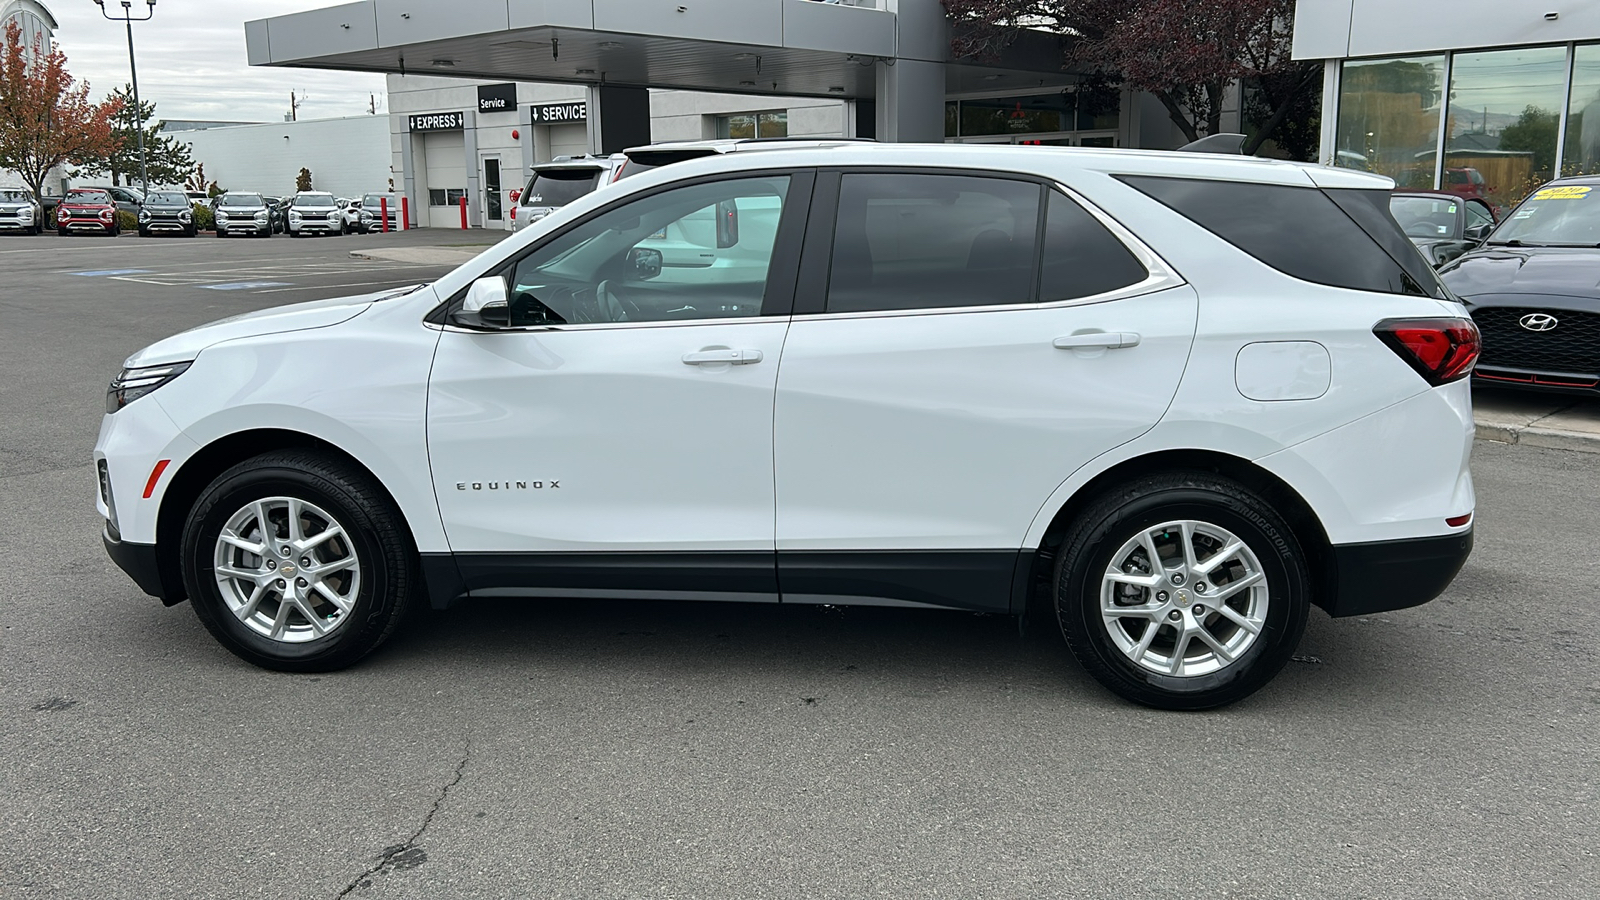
[1465,222,1493,243]
[449,276,510,329]
[715,198,739,248]
[628,247,663,281]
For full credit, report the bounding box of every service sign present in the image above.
[409,112,465,132]
[477,83,518,114]
[529,101,587,124]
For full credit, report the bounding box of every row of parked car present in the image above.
[0,185,402,238]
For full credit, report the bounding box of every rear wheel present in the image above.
[181,451,419,671]
[1054,471,1310,710]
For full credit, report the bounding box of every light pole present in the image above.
[93,0,156,197]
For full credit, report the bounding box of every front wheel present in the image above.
[180,451,419,671]
[1053,472,1310,710]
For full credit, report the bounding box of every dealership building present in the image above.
[1300,0,1600,210]
[242,0,1206,229]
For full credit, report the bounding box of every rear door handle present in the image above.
[682,349,764,366]
[1053,332,1141,350]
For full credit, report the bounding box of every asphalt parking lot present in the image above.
[2,232,1596,898]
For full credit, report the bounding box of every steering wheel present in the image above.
[595,280,641,323]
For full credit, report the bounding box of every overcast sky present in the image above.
[47,1,388,123]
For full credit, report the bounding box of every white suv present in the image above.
[95,144,1477,709]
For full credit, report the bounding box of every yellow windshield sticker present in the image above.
[1530,185,1592,201]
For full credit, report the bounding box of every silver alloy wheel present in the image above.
[212,496,361,643]
[1100,519,1269,677]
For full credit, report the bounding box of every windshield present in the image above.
[221,193,265,208]
[69,191,110,203]
[147,191,188,205]
[1389,196,1462,240]
[523,169,602,207]
[0,189,30,203]
[615,148,719,180]
[1491,184,1600,245]
[295,192,335,206]
[363,193,396,207]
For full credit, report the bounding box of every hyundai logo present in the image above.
[1519,313,1559,332]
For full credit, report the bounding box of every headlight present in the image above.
[107,361,192,414]
[289,211,303,223]
[178,210,192,222]
[100,209,114,220]
[139,210,151,221]
[216,211,229,222]
[327,211,340,222]
[254,211,268,222]
[17,208,33,220]
[58,209,68,220]
[360,211,372,221]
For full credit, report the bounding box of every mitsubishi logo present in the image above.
[1519,313,1559,332]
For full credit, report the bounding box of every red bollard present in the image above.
[459,196,468,230]
[400,196,410,231]
[379,197,390,233]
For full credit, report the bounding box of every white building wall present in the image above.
[1293,0,1600,60]
[172,115,392,197]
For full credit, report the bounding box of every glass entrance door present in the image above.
[482,156,503,226]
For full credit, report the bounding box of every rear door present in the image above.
[772,169,1197,611]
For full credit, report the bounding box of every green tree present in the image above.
[1499,105,1560,174]
[295,167,313,192]
[76,84,193,189]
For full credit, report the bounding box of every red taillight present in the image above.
[1373,318,1480,386]
[1446,513,1472,527]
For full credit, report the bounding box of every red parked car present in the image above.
[57,188,121,236]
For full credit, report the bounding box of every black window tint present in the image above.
[1323,188,1446,299]
[827,173,1041,313]
[523,169,602,207]
[1040,190,1148,301]
[1119,175,1439,298]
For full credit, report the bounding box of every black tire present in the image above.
[1053,471,1310,710]
[215,229,225,238]
[180,450,419,672]
[138,226,149,237]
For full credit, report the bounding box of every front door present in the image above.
[427,172,809,598]
[482,155,504,229]
[773,171,1196,611]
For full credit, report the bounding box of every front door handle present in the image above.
[682,349,764,366]
[1053,332,1141,350]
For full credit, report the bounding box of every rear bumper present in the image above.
[1322,529,1473,617]
[103,530,182,605]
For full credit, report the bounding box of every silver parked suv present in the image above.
[0,185,42,235]
[512,155,624,232]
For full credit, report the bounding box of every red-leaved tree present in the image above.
[944,0,1321,156]
[0,20,124,200]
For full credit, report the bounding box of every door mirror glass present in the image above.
[627,247,663,281]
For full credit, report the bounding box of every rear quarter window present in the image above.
[1118,175,1442,299]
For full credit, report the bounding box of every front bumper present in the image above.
[103,529,182,605]
[61,217,114,232]
[143,216,192,233]
[291,220,341,234]
[1474,365,1599,396]
[1322,529,1473,617]
[0,215,36,230]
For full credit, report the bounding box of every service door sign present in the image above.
[477,83,518,114]
[409,112,465,132]
[529,101,587,124]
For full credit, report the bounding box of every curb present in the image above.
[1474,421,1600,454]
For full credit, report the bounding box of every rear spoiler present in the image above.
[1178,133,1248,155]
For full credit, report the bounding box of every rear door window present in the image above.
[1120,175,1443,298]
[825,173,1042,313]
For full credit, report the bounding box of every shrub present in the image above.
[191,203,214,231]
[116,209,139,232]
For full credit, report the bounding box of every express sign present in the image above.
[409,112,465,132]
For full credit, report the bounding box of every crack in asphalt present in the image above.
[336,738,470,898]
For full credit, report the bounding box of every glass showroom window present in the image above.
[944,90,1120,142]
[1564,44,1600,177]
[717,112,787,139]
[1446,45,1568,209]
[1335,55,1445,189]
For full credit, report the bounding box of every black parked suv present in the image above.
[138,190,197,237]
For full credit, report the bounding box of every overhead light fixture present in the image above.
[740,80,757,87]
[983,74,1001,81]
[431,58,456,67]
[576,67,597,75]
[827,86,845,94]
[599,41,623,50]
